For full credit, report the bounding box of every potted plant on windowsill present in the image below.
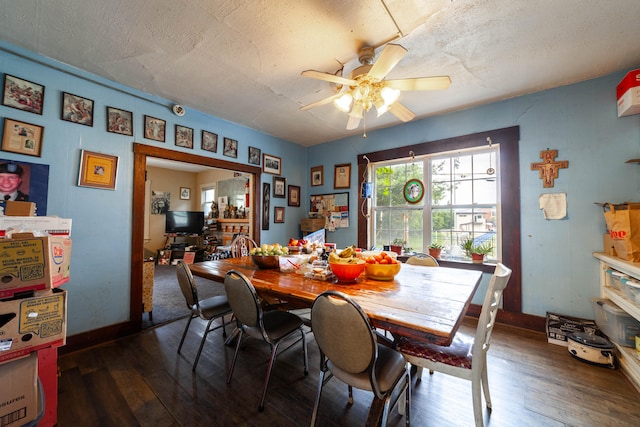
[470,242,493,264]
[460,237,475,259]
[391,238,406,256]
[428,242,443,259]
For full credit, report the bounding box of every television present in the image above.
[165,211,205,235]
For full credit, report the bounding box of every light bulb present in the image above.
[334,93,353,113]
[380,87,400,106]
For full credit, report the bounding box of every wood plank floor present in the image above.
[57,317,640,427]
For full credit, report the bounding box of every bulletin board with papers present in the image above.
[310,192,349,230]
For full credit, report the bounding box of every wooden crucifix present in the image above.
[530,149,568,188]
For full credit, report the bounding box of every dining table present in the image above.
[189,256,484,425]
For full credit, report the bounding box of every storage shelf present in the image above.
[594,252,640,393]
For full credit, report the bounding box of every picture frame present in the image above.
[201,130,218,152]
[180,187,191,200]
[106,106,133,136]
[334,163,351,189]
[262,182,270,230]
[288,185,300,207]
[144,115,166,142]
[273,176,286,198]
[248,146,261,165]
[403,178,425,204]
[77,149,119,190]
[263,153,281,175]
[61,92,94,126]
[310,165,323,186]
[223,137,238,158]
[0,158,50,214]
[175,124,194,148]
[2,74,45,115]
[1,118,44,157]
[274,206,285,223]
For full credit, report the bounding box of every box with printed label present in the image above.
[0,216,72,237]
[0,235,71,299]
[0,288,67,363]
[0,352,38,426]
[617,68,640,117]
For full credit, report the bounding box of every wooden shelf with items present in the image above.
[207,218,251,246]
[593,252,640,392]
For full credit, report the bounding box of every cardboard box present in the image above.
[0,288,67,363]
[48,236,72,288]
[545,311,598,346]
[617,68,640,117]
[4,201,36,216]
[0,352,38,426]
[0,216,72,237]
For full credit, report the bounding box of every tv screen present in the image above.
[165,211,204,235]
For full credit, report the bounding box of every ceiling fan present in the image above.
[300,43,451,130]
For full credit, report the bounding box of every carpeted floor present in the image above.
[142,263,226,329]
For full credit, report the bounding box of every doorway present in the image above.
[131,143,262,332]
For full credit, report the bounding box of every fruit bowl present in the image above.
[251,255,280,269]
[329,261,366,282]
[365,262,401,281]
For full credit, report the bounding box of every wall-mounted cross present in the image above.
[530,149,568,188]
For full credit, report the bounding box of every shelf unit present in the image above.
[206,218,251,246]
[594,252,640,392]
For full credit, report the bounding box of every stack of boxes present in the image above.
[0,216,71,427]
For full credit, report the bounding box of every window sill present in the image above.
[399,255,496,273]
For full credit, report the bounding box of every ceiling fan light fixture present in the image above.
[380,86,400,105]
[334,93,353,112]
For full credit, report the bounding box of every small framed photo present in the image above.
[334,163,351,189]
[248,146,261,165]
[144,115,166,142]
[262,182,270,230]
[77,149,119,190]
[263,153,281,175]
[288,185,300,207]
[273,176,286,198]
[175,125,194,148]
[202,130,218,152]
[106,106,133,136]
[1,118,44,157]
[2,74,45,115]
[223,137,238,158]
[61,92,94,126]
[310,165,323,186]
[274,206,285,223]
[180,187,191,200]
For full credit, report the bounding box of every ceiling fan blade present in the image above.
[386,76,451,91]
[301,70,357,86]
[389,101,416,122]
[367,44,407,80]
[346,115,361,130]
[300,92,343,111]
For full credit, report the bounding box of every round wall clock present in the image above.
[403,178,425,204]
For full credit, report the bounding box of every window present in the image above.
[201,186,215,217]
[372,146,499,260]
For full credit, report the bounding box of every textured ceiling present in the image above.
[1,0,639,146]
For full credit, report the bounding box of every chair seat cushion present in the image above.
[198,295,232,319]
[261,310,303,341]
[397,333,473,369]
[328,344,406,393]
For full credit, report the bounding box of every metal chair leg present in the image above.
[192,317,215,371]
[177,314,195,354]
[227,329,244,384]
[258,341,281,412]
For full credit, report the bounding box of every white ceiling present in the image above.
[1,0,639,147]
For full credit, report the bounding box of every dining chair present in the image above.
[230,234,257,257]
[176,260,233,371]
[310,290,411,427]
[224,270,308,412]
[406,253,439,266]
[396,263,512,427]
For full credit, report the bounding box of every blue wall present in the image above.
[2,39,639,337]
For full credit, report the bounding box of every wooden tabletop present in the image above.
[189,257,483,346]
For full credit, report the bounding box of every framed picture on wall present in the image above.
[334,163,351,189]
[1,118,44,157]
[310,165,323,186]
[180,187,191,200]
[288,185,300,207]
[274,206,285,223]
[2,74,45,115]
[61,92,94,126]
[77,149,118,190]
[262,182,270,230]
[263,153,281,175]
[202,130,218,152]
[106,106,133,136]
[175,125,194,148]
[0,157,50,215]
[144,115,166,142]
[249,146,261,165]
[273,176,286,198]
[223,137,238,158]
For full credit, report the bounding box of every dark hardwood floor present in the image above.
[57,317,640,427]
